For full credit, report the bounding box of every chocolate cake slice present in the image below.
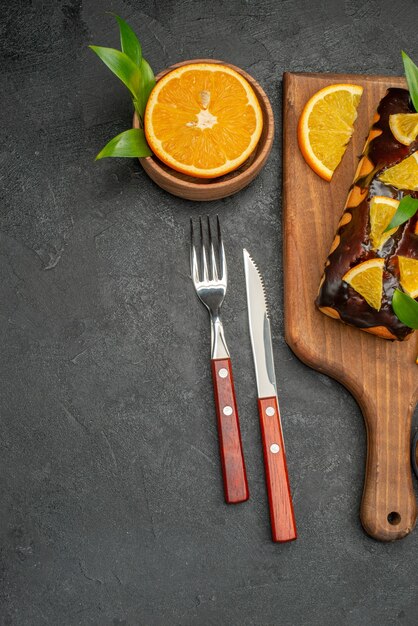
[316,88,418,341]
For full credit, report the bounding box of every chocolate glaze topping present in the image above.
[316,88,418,341]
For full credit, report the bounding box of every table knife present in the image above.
[243,248,297,542]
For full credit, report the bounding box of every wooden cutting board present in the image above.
[282,72,418,541]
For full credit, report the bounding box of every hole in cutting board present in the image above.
[387,511,401,525]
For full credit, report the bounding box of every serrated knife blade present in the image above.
[243,248,277,399]
[243,248,297,543]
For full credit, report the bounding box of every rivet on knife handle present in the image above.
[211,358,249,503]
[258,396,297,542]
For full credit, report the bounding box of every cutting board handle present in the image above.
[360,395,417,541]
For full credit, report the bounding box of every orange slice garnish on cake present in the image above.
[398,256,418,298]
[343,258,385,311]
[379,152,418,190]
[369,196,400,250]
[389,113,418,146]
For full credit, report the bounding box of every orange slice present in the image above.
[144,63,263,178]
[298,83,363,181]
[378,152,418,190]
[398,256,418,298]
[343,258,385,311]
[389,113,418,146]
[369,196,399,250]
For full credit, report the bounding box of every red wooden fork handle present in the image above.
[211,358,249,504]
[258,396,297,542]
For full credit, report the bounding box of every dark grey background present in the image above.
[1,0,418,624]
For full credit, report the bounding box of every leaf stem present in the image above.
[133,100,144,127]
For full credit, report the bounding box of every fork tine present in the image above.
[199,216,210,282]
[207,216,218,281]
[190,218,200,285]
[217,215,227,282]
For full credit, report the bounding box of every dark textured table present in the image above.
[1,1,418,624]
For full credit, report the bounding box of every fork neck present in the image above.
[210,312,230,360]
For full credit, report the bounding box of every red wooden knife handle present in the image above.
[258,396,297,542]
[211,358,249,504]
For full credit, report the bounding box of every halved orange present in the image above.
[144,63,263,178]
[343,258,385,311]
[298,83,363,181]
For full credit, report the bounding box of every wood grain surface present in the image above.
[283,72,418,541]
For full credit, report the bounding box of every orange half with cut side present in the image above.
[144,63,263,179]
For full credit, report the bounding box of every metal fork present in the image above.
[190,216,249,504]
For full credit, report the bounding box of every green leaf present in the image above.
[383,195,418,232]
[402,50,418,113]
[135,58,156,118]
[392,288,418,329]
[95,128,152,159]
[89,45,141,99]
[111,13,142,67]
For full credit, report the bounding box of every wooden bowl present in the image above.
[133,59,274,201]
